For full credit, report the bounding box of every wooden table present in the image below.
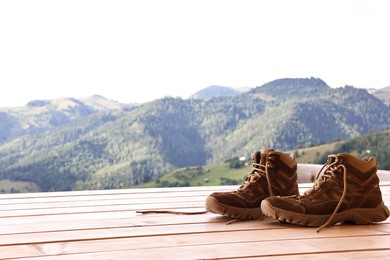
[1,182,389,259]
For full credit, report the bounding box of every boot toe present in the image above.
[264,196,305,214]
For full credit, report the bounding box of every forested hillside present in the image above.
[314,129,390,170]
[0,77,389,192]
[136,129,390,188]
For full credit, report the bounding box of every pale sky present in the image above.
[1,0,389,107]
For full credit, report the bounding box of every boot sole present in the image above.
[205,196,263,220]
[261,200,390,227]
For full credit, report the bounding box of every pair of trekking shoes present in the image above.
[205,149,389,232]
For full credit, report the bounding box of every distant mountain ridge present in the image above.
[372,86,390,105]
[0,77,389,192]
[79,95,136,111]
[0,96,135,145]
[190,85,248,100]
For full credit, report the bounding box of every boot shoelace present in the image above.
[229,154,273,225]
[307,155,348,232]
[239,154,274,197]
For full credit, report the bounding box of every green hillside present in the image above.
[138,162,250,188]
[0,179,40,194]
[138,129,390,188]
[312,129,390,169]
[0,78,389,192]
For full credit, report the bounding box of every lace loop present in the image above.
[239,153,274,196]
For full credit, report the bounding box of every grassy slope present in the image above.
[138,163,250,188]
[293,142,342,163]
[136,140,345,188]
[0,179,40,193]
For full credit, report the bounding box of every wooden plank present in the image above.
[0,208,221,232]
[0,190,226,205]
[0,195,207,211]
[244,250,390,259]
[8,234,390,260]
[0,245,43,259]
[2,200,388,234]
[1,214,389,246]
[0,185,239,199]
[0,217,274,245]
[0,213,234,236]
[0,201,208,217]
[1,223,390,258]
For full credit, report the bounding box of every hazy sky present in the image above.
[1,0,389,107]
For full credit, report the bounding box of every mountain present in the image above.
[251,77,330,101]
[189,85,242,100]
[0,96,134,145]
[0,97,94,145]
[79,95,136,111]
[0,77,389,192]
[372,86,390,105]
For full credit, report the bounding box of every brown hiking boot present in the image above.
[205,148,299,219]
[261,153,390,232]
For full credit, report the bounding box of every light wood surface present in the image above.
[0,182,389,259]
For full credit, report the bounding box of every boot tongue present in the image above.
[248,149,274,182]
[252,149,274,165]
[260,148,274,165]
[261,148,274,155]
